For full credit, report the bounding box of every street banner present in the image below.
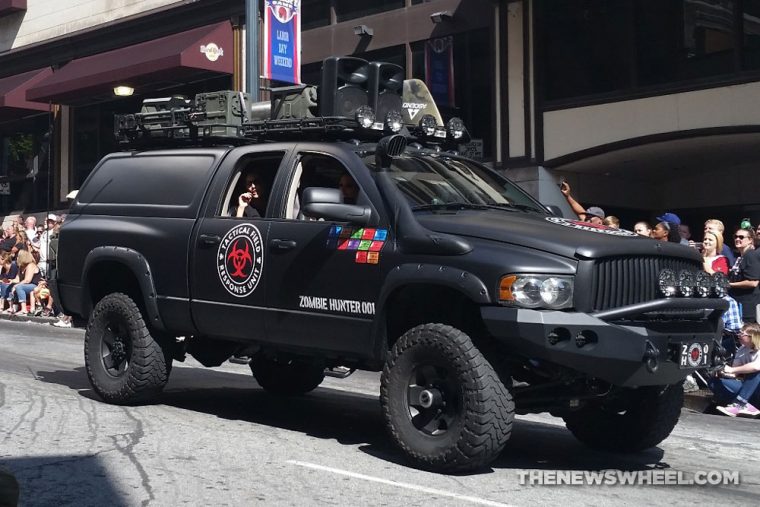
[425,36,455,108]
[263,0,301,84]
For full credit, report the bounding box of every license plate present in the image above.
[679,342,710,369]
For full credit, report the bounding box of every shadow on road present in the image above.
[34,365,668,475]
[1,455,125,507]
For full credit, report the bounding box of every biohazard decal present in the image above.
[217,223,264,297]
[545,217,638,237]
[326,226,388,264]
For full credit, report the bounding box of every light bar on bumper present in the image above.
[658,269,729,298]
[499,274,574,310]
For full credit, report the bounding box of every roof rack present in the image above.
[114,57,470,150]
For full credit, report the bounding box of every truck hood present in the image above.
[415,210,701,261]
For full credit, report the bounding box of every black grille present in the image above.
[591,256,700,311]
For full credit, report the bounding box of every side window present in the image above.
[285,154,361,220]
[219,153,284,218]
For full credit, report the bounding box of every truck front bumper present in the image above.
[481,298,728,387]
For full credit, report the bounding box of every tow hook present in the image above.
[644,340,660,373]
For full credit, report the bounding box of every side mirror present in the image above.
[544,204,563,217]
[301,187,372,226]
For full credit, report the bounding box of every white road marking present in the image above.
[288,460,515,507]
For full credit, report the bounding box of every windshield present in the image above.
[363,153,547,213]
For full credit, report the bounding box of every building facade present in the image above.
[0,0,497,220]
[2,0,760,231]
[502,0,760,229]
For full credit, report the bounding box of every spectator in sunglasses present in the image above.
[729,227,760,323]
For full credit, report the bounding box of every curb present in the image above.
[684,389,714,413]
[0,313,59,326]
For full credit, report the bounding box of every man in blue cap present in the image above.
[657,212,688,245]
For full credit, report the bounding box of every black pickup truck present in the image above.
[53,57,727,473]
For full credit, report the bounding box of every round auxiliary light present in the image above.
[355,106,376,129]
[385,110,404,133]
[694,271,713,298]
[713,272,729,298]
[659,269,677,297]
[677,269,696,297]
[446,117,466,140]
[419,114,438,136]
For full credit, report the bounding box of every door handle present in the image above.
[270,238,297,251]
[199,234,221,246]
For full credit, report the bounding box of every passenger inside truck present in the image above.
[286,154,360,219]
[221,154,282,218]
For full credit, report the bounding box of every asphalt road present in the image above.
[1,319,759,506]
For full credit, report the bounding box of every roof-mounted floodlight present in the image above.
[353,24,374,37]
[430,11,453,23]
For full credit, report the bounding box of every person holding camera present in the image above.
[701,230,729,275]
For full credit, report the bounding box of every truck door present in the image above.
[264,150,386,357]
[189,150,288,341]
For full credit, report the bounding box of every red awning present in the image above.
[0,0,27,16]
[0,68,52,120]
[26,21,233,104]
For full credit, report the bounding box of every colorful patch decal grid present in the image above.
[328,226,388,264]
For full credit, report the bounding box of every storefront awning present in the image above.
[0,68,52,120]
[26,21,233,104]
[0,1,27,16]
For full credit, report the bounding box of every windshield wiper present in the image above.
[412,202,517,212]
[493,202,546,213]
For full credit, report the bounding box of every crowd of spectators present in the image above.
[0,213,70,326]
[561,183,760,418]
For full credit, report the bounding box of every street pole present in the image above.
[246,0,260,101]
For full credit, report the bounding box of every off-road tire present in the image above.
[563,383,684,452]
[380,324,514,473]
[250,354,325,395]
[84,292,171,404]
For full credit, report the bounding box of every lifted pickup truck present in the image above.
[53,57,727,473]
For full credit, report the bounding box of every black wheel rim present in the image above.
[100,316,132,378]
[405,363,461,436]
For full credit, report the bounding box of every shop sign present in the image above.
[263,0,301,84]
[200,43,224,62]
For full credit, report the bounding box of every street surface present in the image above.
[1,319,759,506]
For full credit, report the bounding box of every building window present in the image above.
[541,0,753,103]
[302,0,331,30]
[542,0,632,101]
[637,0,736,86]
[0,116,52,214]
[742,0,760,69]
[334,0,405,23]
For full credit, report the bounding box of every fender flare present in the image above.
[82,246,165,330]
[370,263,492,361]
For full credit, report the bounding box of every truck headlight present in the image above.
[500,275,574,309]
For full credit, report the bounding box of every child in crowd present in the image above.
[710,323,760,417]
[31,279,54,317]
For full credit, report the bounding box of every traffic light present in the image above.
[319,56,370,117]
[368,62,404,121]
